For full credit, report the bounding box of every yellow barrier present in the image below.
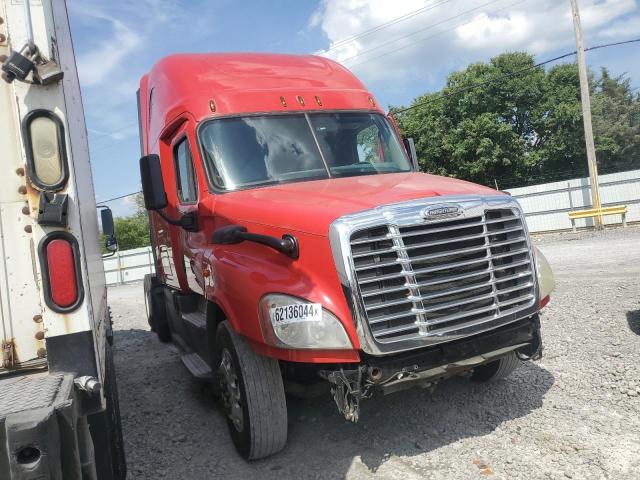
[568,205,627,231]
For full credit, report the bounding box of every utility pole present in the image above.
[570,0,603,229]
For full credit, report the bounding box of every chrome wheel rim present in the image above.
[218,348,244,432]
[144,290,150,321]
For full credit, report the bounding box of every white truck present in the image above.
[0,1,125,478]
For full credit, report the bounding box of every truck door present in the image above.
[170,132,205,296]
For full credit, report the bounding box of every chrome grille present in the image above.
[350,208,535,344]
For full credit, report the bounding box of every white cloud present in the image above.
[74,16,141,87]
[455,13,531,51]
[68,1,183,140]
[598,15,640,37]
[70,2,142,87]
[310,0,639,96]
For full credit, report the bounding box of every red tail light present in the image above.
[46,239,78,307]
[39,233,83,312]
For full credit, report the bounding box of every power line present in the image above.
[91,136,140,153]
[392,37,640,115]
[88,122,139,147]
[320,0,457,53]
[584,37,640,52]
[339,0,506,65]
[348,0,525,69]
[89,122,138,140]
[98,190,142,204]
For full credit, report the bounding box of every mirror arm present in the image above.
[156,208,183,226]
[155,209,199,232]
[212,225,299,259]
[403,138,419,172]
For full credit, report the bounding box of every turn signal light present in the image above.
[540,295,550,309]
[39,233,83,312]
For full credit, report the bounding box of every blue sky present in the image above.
[67,0,640,216]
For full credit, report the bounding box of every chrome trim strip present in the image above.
[329,194,540,356]
[349,214,520,245]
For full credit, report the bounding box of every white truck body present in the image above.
[0,1,125,478]
[0,0,106,373]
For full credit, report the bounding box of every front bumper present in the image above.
[321,314,542,421]
[364,315,541,394]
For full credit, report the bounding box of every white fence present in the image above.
[104,246,155,286]
[506,169,640,233]
[103,169,640,286]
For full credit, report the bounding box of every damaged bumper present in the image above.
[323,315,542,421]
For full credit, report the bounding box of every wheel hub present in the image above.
[218,348,244,432]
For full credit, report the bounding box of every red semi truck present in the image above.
[138,53,555,460]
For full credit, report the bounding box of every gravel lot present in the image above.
[109,226,640,480]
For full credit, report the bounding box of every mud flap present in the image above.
[87,342,126,480]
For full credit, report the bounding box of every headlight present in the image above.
[533,246,555,300]
[258,294,352,350]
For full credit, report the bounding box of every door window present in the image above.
[173,138,198,204]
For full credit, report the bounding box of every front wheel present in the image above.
[471,352,521,382]
[215,321,288,460]
[143,274,171,343]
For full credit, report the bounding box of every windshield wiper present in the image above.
[235,179,282,188]
[331,166,406,177]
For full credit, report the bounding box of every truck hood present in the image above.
[215,172,501,236]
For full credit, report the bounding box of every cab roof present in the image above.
[141,53,382,143]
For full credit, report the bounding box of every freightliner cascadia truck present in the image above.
[138,53,556,460]
[0,1,125,478]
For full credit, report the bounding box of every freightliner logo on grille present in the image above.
[422,205,463,220]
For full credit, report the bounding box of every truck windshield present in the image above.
[199,112,412,190]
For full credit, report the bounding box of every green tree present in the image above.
[113,213,150,251]
[102,193,150,252]
[592,68,640,173]
[528,63,587,179]
[395,52,640,188]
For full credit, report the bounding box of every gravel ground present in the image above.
[109,226,640,480]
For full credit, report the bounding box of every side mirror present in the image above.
[403,138,419,172]
[101,207,115,237]
[140,153,199,232]
[99,207,118,255]
[140,154,168,210]
[105,236,118,253]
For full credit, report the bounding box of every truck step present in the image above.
[180,353,213,382]
[181,311,206,330]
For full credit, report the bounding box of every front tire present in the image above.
[215,321,288,460]
[143,274,171,343]
[471,352,521,382]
